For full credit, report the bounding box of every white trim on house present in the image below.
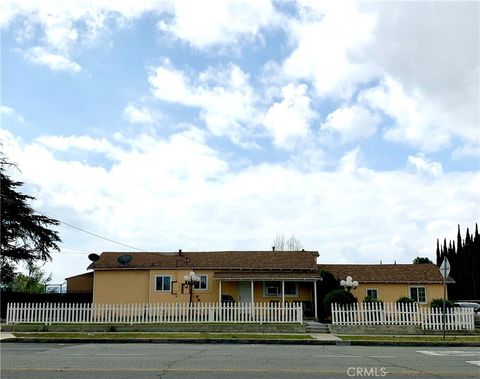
[262,281,298,297]
[154,275,172,292]
[409,285,427,303]
[193,274,208,291]
[366,288,379,299]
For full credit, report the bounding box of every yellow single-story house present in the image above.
[66,252,453,320]
[74,250,321,317]
[320,263,454,304]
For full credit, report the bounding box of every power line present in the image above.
[37,210,183,264]
[59,245,91,254]
[36,210,146,252]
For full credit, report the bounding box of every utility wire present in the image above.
[36,210,146,252]
[37,210,184,263]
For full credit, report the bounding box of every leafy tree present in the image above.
[0,158,61,285]
[317,269,340,321]
[324,289,357,312]
[429,298,454,309]
[412,257,433,264]
[9,265,51,294]
[272,234,303,251]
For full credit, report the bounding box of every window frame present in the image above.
[263,281,298,297]
[366,288,378,299]
[155,275,172,292]
[409,286,427,303]
[193,274,208,290]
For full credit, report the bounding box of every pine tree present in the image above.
[0,159,61,285]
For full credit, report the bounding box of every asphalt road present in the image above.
[1,343,479,379]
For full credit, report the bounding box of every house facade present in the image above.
[87,250,321,317]
[320,264,452,304]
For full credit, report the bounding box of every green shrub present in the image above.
[430,298,454,309]
[396,296,414,304]
[324,289,357,311]
[364,296,382,303]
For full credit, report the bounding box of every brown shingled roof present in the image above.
[89,251,319,271]
[319,264,454,284]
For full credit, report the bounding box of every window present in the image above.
[284,282,298,296]
[264,282,280,296]
[155,275,171,291]
[410,286,426,303]
[366,289,378,299]
[193,275,208,290]
[263,282,298,296]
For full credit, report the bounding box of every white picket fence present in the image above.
[331,302,474,330]
[6,302,303,325]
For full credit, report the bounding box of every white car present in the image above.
[455,302,480,313]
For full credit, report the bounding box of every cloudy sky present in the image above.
[1,0,479,283]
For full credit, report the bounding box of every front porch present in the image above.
[215,272,319,319]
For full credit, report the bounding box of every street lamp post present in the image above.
[340,276,358,292]
[183,271,201,304]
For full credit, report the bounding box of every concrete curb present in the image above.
[3,337,480,347]
[347,340,480,347]
[3,337,335,345]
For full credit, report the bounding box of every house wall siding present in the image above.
[350,283,445,303]
[149,269,219,303]
[93,269,315,304]
[66,273,93,293]
[94,270,149,303]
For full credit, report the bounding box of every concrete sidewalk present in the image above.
[0,332,16,341]
[2,331,479,346]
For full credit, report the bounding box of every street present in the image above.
[1,343,479,378]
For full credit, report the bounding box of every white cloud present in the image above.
[263,83,317,150]
[282,1,479,154]
[359,77,453,152]
[1,0,172,71]
[283,1,378,99]
[36,135,123,160]
[149,62,258,146]
[408,153,443,177]
[2,128,477,282]
[22,46,81,72]
[158,0,277,48]
[321,105,379,142]
[1,105,25,123]
[123,104,155,125]
[338,146,362,173]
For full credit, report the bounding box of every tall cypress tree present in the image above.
[437,224,480,300]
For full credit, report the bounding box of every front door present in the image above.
[238,282,252,303]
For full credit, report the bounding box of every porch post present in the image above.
[314,280,318,319]
[250,280,254,304]
[281,280,285,305]
[218,280,222,304]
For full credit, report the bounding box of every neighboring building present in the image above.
[84,250,321,317]
[320,264,454,304]
[65,272,94,293]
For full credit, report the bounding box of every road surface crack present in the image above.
[157,348,208,378]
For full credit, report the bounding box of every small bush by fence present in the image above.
[331,302,474,330]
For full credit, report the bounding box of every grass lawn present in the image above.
[339,335,480,342]
[13,332,313,340]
